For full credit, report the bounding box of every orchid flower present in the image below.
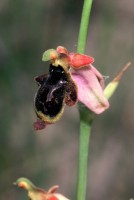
[14,177,69,200]
[42,46,130,115]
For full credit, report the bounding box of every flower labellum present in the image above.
[34,51,77,130]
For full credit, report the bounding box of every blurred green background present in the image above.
[0,0,134,200]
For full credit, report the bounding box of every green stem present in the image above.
[77,0,93,54]
[76,0,93,200]
[77,105,94,200]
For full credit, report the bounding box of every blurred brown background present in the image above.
[0,0,134,200]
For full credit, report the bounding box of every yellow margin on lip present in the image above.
[35,105,65,124]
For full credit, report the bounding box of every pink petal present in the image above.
[71,64,109,114]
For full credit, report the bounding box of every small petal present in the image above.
[104,62,131,99]
[71,64,109,114]
[69,53,94,69]
[56,46,68,55]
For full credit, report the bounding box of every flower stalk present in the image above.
[77,0,93,54]
[76,0,93,200]
[77,105,94,200]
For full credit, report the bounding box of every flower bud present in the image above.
[104,62,131,99]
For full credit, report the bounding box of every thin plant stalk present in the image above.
[77,0,93,54]
[76,0,93,200]
[77,105,94,200]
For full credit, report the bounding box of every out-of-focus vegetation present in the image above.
[0,0,134,200]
